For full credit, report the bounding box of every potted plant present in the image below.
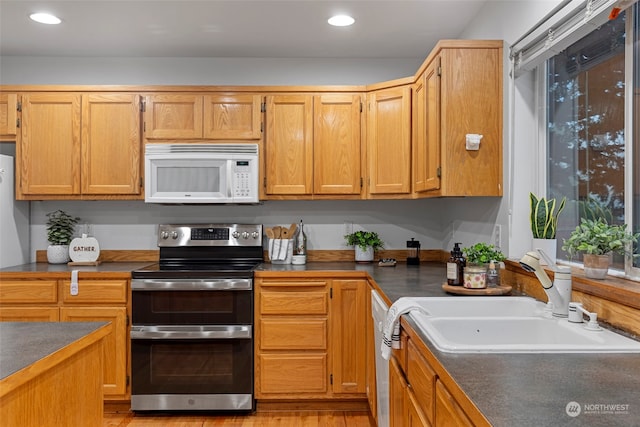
[344,230,384,262]
[562,218,639,279]
[46,210,80,264]
[462,243,506,289]
[530,193,566,265]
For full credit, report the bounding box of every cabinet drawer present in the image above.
[408,338,437,424]
[259,354,327,394]
[0,280,58,304]
[0,307,60,321]
[61,279,128,304]
[260,318,327,350]
[260,291,328,315]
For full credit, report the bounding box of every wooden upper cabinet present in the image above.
[367,86,412,195]
[0,93,18,139]
[413,57,441,194]
[265,94,313,195]
[19,93,141,198]
[82,94,141,195]
[438,46,502,196]
[203,94,262,139]
[19,93,81,195]
[314,94,362,195]
[143,94,203,139]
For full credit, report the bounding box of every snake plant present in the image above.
[530,193,566,239]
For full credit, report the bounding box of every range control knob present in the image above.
[160,231,169,240]
[232,231,240,238]
[252,231,260,239]
[242,231,250,239]
[171,231,179,239]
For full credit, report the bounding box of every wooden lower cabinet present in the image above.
[255,276,367,399]
[435,380,474,427]
[389,322,483,426]
[0,277,130,401]
[60,306,128,398]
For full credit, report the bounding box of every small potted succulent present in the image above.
[530,193,566,264]
[46,210,80,264]
[562,218,639,279]
[344,230,384,263]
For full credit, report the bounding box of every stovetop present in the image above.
[131,223,264,280]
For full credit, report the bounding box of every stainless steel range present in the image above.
[130,223,263,412]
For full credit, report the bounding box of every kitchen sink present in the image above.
[406,296,640,353]
[407,296,548,317]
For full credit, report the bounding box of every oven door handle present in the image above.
[130,325,252,340]
[131,279,252,291]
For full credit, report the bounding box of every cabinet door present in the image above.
[407,338,436,425]
[82,94,141,194]
[435,379,473,427]
[0,93,18,138]
[407,390,433,427]
[413,57,441,194]
[367,86,411,195]
[440,48,502,196]
[203,94,262,139]
[19,93,81,195]
[314,94,362,195]
[389,356,408,427]
[265,95,313,195]
[366,286,378,424]
[143,94,203,139]
[0,307,59,321]
[60,306,128,398]
[331,279,367,394]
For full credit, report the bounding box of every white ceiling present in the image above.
[0,0,490,59]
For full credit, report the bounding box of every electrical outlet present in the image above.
[493,224,502,249]
[344,221,353,236]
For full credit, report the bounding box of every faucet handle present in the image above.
[568,302,603,331]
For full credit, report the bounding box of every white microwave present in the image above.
[144,143,259,204]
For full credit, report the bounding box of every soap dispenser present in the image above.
[446,243,466,286]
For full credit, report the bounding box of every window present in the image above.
[545,5,640,278]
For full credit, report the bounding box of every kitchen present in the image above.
[2,0,640,426]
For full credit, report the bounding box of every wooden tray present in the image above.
[442,283,512,296]
[67,260,102,266]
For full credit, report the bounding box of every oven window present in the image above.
[132,290,252,325]
[131,338,253,395]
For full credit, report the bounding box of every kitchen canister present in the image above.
[463,265,487,289]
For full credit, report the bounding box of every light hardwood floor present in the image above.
[104,411,374,427]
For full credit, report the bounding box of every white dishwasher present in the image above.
[371,290,389,427]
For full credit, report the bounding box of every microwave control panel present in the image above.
[232,160,254,199]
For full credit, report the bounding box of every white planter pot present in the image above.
[47,245,70,264]
[355,246,374,262]
[532,238,557,266]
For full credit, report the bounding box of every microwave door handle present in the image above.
[227,161,233,199]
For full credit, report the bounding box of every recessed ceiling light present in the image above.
[328,15,355,27]
[29,13,61,25]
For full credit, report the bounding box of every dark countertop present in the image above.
[0,322,108,380]
[258,261,640,427]
[0,261,154,278]
[3,260,640,425]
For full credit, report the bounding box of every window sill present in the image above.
[504,259,640,311]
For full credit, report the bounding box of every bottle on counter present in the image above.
[446,242,466,286]
[487,260,500,287]
[295,219,307,256]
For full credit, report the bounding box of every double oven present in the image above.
[130,224,262,412]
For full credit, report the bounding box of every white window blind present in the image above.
[510,0,627,76]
